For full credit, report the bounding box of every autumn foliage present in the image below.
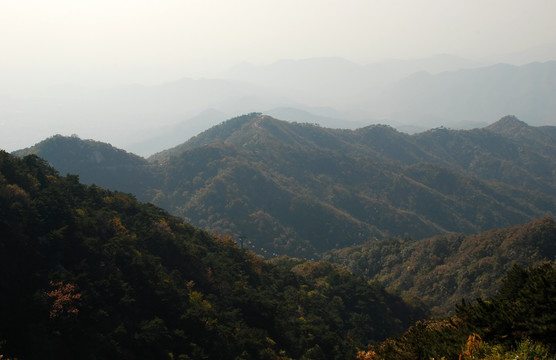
[45,281,82,319]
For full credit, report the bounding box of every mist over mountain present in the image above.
[482,40,556,65]
[4,1,556,357]
[1,77,297,152]
[369,60,556,127]
[4,55,556,156]
[126,108,370,157]
[125,109,229,157]
[220,54,483,106]
[263,107,370,130]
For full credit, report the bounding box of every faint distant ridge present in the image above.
[263,106,370,130]
[372,60,556,127]
[5,57,556,155]
[485,40,556,65]
[126,108,228,157]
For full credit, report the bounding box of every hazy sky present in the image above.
[2,0,556,87]
[2,0,556,152]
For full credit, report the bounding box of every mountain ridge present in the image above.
[14,114,556,257]
[370,60,556,126]
[12,134,158,201]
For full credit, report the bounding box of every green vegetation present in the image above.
[324,217,556,315]
[362,262,556,360]
[0,151,424,359]
[15,114,556,258]
[4,112,556,358]
[13,134,159,201]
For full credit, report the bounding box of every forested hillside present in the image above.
[0,151,424,359]
[5,116,556,358]
[13,134,158,201]
[14,114,556,258]
[324,217,556,315]
[361,262,556,360]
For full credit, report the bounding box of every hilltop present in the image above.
[13,134,158,201]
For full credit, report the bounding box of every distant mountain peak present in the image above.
[14,134,145,164]
[486,115,529,133]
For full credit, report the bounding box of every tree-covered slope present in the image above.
[363,262,556,360]
[324,217,556,315]
[148,114,555,256]
[412,115,556,194]
[0,151,424,360]
[12,134,159,201]
[14,114,556,258]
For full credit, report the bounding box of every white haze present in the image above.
[1,0,556,155]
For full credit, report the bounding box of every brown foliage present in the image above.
[45,281,82,319]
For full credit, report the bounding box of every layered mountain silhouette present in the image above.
[5,58,556,155]
[369,61,556,127]
[15,114,556,257]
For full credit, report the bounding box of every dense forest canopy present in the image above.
[0,150,424,359]
[324,216,556,315]
[3,112,556,358]
[365,262,556,360]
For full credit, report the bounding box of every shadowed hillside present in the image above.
[13,135,159,201]
[0,150,424,359]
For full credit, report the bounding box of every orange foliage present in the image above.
[153,218,173,237]
[459,333,482,360]
[109,216,129,236]
[45,281,82,319]
[245,252,263,275]
[356,349,378,360]
[212,231,239,248]
[5,184,30,203]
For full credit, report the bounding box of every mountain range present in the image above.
[4,135,555,359]
[4,57,556,156]
[14,114,556,258]
[368,60,556,127]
